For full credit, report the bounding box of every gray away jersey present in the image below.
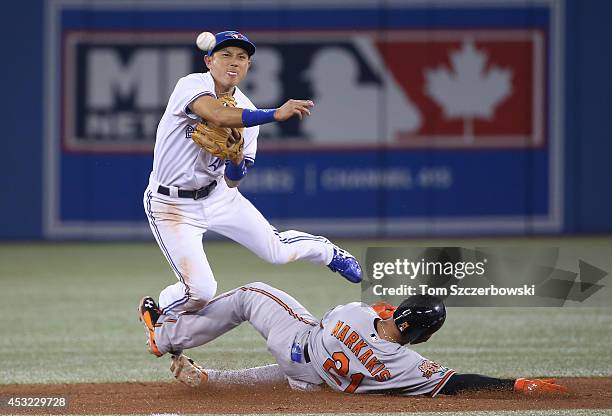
[307,302,455,396]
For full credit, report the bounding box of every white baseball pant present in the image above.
[143,178,335,314]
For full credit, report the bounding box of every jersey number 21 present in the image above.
[323,351,365,393]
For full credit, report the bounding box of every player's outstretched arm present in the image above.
[191,96,314,128]
[439,374,568,396]
[438,374,514,395]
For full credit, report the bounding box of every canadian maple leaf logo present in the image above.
[425,39,513,140]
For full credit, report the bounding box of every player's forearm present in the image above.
[438,374,515,395]
[205,107,246,128]
[191,96,245,127]
[196,106,279,128]
[207,364,287,385]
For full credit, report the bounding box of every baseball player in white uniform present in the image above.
[138,282,568,396]
[140,30,362,349]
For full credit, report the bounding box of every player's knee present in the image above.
[186,280,217,306]
[184,296,208,310]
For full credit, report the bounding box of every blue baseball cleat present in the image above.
[328,247,363,283]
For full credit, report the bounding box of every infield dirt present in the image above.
[2,377,611,414]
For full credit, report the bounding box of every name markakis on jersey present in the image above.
[362,247,610,307]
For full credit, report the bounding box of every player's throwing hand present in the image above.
[274,99,314,121]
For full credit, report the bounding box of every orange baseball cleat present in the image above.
[137,296,163,357]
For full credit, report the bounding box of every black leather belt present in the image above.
[157,181,217,200]
[304,342,311,363]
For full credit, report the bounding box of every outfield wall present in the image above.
[1,0,611,239]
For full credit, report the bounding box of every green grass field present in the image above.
[0,239,611,415]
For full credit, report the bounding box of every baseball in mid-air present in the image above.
[196,31,216,51]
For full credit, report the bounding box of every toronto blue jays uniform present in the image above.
[143,31,361,315]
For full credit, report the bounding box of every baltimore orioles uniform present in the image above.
[153,282,455,396]
[144,71,346,315]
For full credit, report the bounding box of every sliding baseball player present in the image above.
[138,282,568,397]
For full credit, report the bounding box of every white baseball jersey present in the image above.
[307,302,455,396]
[151,72,259,189]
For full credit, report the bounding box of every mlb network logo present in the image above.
[62,32,199,152]
[61,29,545,152]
